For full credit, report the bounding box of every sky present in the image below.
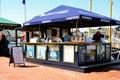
[0,0,120,27]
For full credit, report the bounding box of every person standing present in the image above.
[0,29,9,57]
[63,30,71,42]
[92,31,104,42]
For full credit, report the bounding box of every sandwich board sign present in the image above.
[9,46,25,67]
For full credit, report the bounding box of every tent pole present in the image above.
[0,0,1,17]
[15,29,18,46]
[108,0,113,42]
[109,26,111,42]
[88,0,92,37]
[76,19,78,40]
[39,24,41,39]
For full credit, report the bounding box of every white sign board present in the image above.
[63,45,74,63]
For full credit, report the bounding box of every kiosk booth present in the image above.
[23,5,120,72]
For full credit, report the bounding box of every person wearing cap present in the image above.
[92,31,104,42]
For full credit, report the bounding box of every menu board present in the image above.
[106,45,111,61]
[36,45,47,60]
[48,45,59,61]
[86,45,96,62]
[12,46,24,64]
[97,45,105,61]
[27,45,34,58]
[79,45,86,63]
[63,45,74,63]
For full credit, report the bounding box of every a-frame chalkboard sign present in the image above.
[9,46,25,67]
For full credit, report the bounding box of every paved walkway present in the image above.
[0,57,120,80]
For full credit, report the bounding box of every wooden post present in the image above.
[76,19,79,40]
[39,24,41,39]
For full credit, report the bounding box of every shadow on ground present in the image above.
[18,65,38,68]
[92,65,120,72]
[36,63,120,73]
[9,64,38,68]
[25,60,120,73]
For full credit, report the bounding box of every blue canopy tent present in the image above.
[23,5,120,28]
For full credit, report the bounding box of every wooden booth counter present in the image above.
[24,42,111,67]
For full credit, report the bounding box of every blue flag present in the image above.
[22,0,25,4]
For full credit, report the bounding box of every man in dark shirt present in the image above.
[93,31,104,42]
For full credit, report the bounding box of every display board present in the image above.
[106,45,111,61]
[36,45,47,60]
[79,45,86,63]
[97,45,105,61]
[9,46,25,67]
[86,45,96,62]
[27,45,34,58]
[48,45,60,61]
[63,45,74,63]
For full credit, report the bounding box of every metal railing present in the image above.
[111,42,120,60]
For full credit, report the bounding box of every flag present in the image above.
[22,0,25,4]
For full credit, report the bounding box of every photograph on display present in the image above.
[79,45,86,63]
[97,45,105,61]
[86,45,96,62]
[106,45,111,61]
[27,45,34,58]
[36,45,47,60]
[71,36,77,42]
[48,45,59,61]
[63,45,74,63]
[71,37,85,42]
[78,37,86,42]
